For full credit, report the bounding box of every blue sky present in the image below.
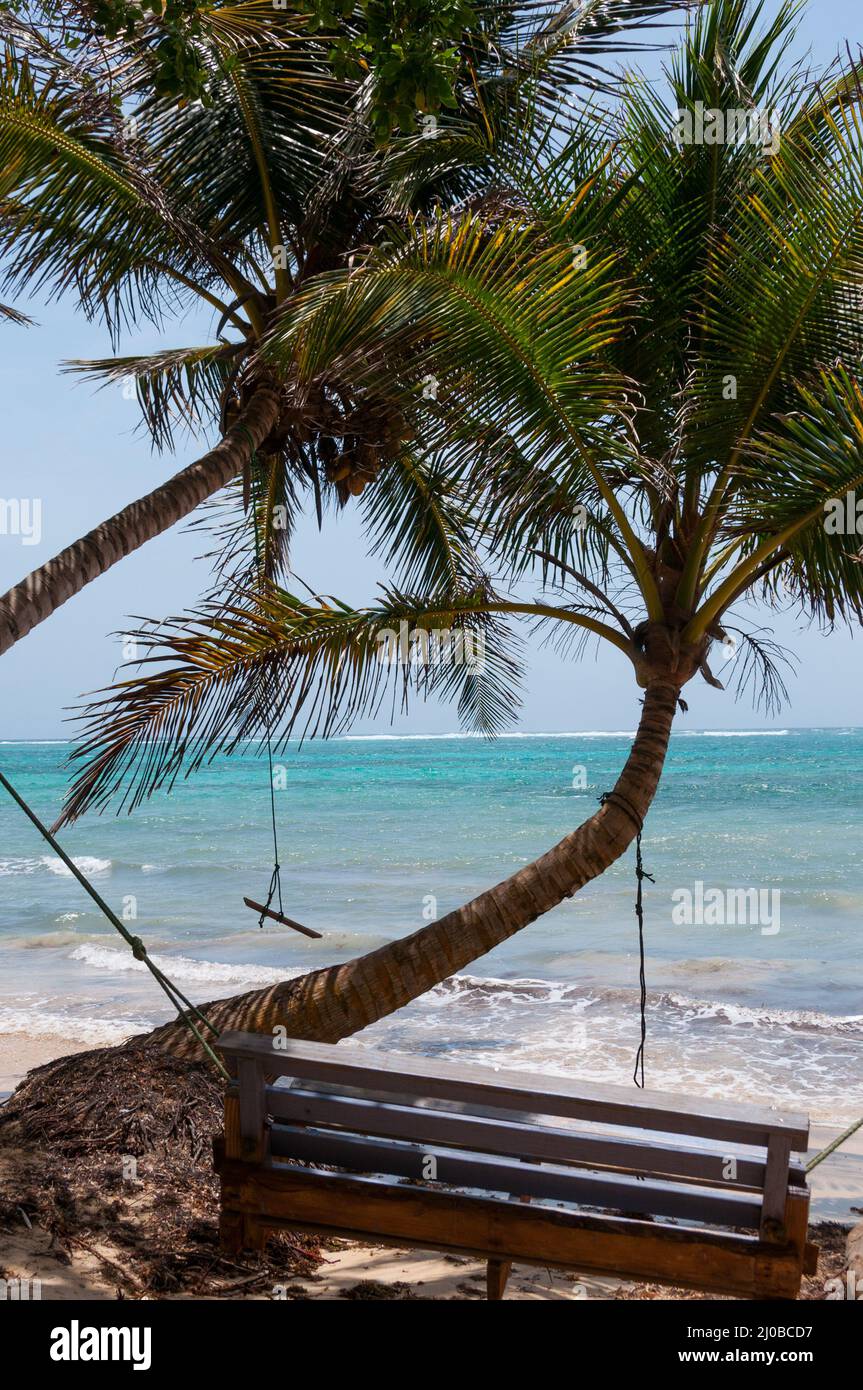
[1,0,861,739]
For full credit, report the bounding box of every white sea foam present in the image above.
[339,728,794,741]
[70,942,304,987]
[431,973,863,1033]
[0,857,40,877]
[341,730,642,740]
[659,990,863,1035]
[0,1005,147,1046]
[66,946,863,1039]
[341,732,483,741]
[40,855,111,877]
[4,954,859,1126]
[699,730,789,737]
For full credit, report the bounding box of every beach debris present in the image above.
[340,1279,425,1299]
[0,1040,321,1298]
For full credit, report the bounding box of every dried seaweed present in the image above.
[0,1040,322,1297]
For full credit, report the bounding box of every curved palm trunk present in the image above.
[148,678,680,1059]
[0,386,281,657]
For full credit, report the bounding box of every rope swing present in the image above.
[2,770,859,1173]
[240,438,321,941]
[241,728,321,938]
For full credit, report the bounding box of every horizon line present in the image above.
[1,725,862,744]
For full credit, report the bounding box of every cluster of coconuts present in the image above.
[239,385,415,502]
[318,434,382,497]
[314,396,413,501]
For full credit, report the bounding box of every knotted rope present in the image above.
[600,790,654,1089]
[0,769,229,1081]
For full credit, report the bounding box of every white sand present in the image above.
[0,1032,97,1095]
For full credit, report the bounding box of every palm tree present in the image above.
[50,0,863,1060]
[0,0,686,654]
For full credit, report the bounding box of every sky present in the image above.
[1,0,861,740]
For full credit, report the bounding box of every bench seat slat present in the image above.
[268,1123,764,1228]
[266,1085,807,1191]
[216,1155,811,1299]
[219,1032,808,1147]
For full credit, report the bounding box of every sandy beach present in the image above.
[0,1031,98,1096]
[2,1032,859,1302]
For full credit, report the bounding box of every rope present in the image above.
[0,769,230,1082]
[596,788,863,1154]
[805,1113,863,1173]
[247,443,284,929]
[600,791,654,1089]
[260,730,284,926]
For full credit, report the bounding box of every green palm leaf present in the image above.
[689,369,863,633]
[55,583,527,824]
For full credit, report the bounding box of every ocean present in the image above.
[1,730,861,1132]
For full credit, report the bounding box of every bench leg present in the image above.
[220,1208,245,1256]
[486,1259,512,1300]
[220,1208,267,1255]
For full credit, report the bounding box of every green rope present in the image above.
[805,1113,863,1173]
[0,769,230,1083]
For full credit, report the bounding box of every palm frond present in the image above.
[359,447,483,593]
[56,582,525,825]
[0,43,224,335]
[705,368,863,629]
[265,201,660,603]
[0,298,32,324]
[716,623,797,716]
[63,343,245,450]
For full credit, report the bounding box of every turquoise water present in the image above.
[1,730,862,1127]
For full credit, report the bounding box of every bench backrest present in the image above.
[218,1032,809,1240]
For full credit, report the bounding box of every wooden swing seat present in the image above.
[213,1032,817,1300]
[242,897,322,938]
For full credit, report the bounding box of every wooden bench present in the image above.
[213,1031,817,1299]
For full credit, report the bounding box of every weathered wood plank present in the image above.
[266,1086,806,1191]
[268,1124,764,1227]
[216,1159,807,1299]
[242,898,322,939]
[223,1091,243,1162]
[761,1133,793,1238]
[218,1033,808,1147]
[237,1059,267,1162]
[487,1258,511,1300]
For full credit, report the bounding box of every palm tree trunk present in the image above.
[147,678,680,1059]
[0,385,281,657]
